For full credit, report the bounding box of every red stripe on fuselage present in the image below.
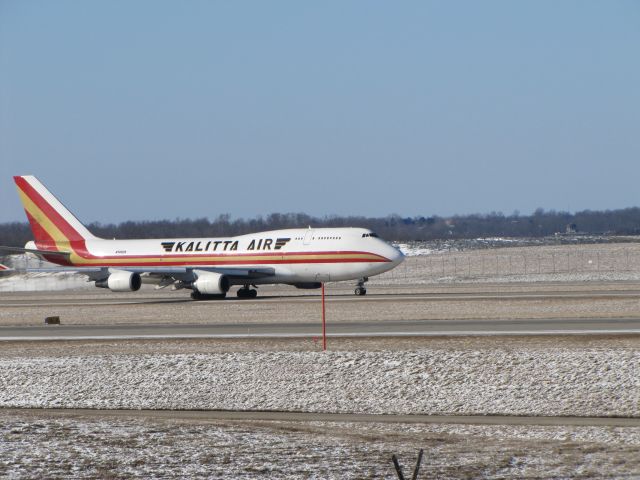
[71,258,387,267]
[68,250,389,267]
[79,250,385,260]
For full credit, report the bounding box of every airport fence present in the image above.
[375,247,640,282]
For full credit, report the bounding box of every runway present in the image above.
[1,317,640,340]
[5,408,639,427]
[3,284,640,339]
[4,287,640,307]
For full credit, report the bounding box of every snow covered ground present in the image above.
[393,235,640,256]
[1,348,638,417]
[0,272,92,292]
[371,241,640,285]
[1,412,639,479]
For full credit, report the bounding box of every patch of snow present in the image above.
[0,273,91,292]
[3,413,638,479]
[0,348,637,417]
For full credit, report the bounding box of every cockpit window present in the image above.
[362,232,379,238]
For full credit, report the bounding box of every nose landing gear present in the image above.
[354,277,368,296]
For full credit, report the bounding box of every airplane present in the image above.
[0,176,404,299]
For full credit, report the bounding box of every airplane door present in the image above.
[303,229,314,245]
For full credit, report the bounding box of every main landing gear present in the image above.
[237,285,258,299]
[354,277,368,296]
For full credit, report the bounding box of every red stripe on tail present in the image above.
[14,176,86,243]
[24,211,58,250]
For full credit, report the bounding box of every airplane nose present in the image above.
[389,245,405,266]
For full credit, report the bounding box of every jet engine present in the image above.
[95,270,142,292]
[193,272,230,295]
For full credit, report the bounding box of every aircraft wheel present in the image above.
[237,288,258,299]
[355,287,367,296]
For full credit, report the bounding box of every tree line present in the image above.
[2,207,640,246]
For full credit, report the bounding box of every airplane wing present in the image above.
[185,266,275,279]
[91,266,275,280]
[124,266,276,288]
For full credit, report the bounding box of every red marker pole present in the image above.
[322,282,326,351]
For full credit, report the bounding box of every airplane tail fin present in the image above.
[13,176,98,249]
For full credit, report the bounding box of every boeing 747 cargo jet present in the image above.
[0,176,404,299]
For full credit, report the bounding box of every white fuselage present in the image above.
[67,227,404,285]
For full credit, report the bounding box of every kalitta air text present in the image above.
[161,238,291,253]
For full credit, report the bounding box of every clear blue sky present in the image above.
[1,1,639,224]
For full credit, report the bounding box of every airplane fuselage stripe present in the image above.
[66,251,390,267]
